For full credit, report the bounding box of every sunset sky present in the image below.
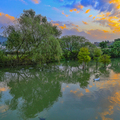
[1,0,120,42]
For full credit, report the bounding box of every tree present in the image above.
[99,54,111,67]
[60,35,89,60]
[99,41,107,48]
[78,47,91,69]
[114,38,120,42]
[93,48,102,65]
[3,9,62,64]
[32,36,62,64]
[83,42,97,58]
[110,41,120,58]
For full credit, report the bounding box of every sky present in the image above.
[1,0,120,42]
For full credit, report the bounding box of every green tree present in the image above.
[110,41,120,57]
[78,47,91,69]
[60,35,89,60]
[99,54,111,67]
[83,42,97,58]
[3,9,62,64]
[114,38,120,42]
[99,41,107,48]
[93,48,102,65]
[32,36,62,64]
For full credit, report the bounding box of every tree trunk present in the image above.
[82,62,85,69]
[17,51,19,64]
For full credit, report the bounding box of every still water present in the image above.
[0,59,120,120]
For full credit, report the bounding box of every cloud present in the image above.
[52,7,60,12]
[20,0,27,4]
[103,30,109,33]
[69,8,80,13]
[51,20,79,30]
[58,0,84,12]
[109,0,120,9]
[62,28,119,42]
[0,12,15,25]
[51,21,68,30]
[59,24,68,29]
[89,15,93,17]
[81,0,114,13]
[31,0,40,4]
[45,5,51,7]
[82,21,88,25]
[52,7,69,17]
[62,11,69,17]
[85,9,91,14]
[94,12,120,33]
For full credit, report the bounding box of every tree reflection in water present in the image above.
[4,70,62,119]
[0,60,116,120]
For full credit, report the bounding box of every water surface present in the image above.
[0,59,120,120]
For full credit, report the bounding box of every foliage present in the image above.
[99,41,107,48]
[114,38,120,42]
[99,54,111,67]
[101,48,111,56]
[93,48,102,62]
[78,47,91,68]
[60,35,88,60]
[110,41,120,58]
[3,9,62,64]
[32,36,62,64]
[83,42,97,58]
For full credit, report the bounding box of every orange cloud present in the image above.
[70,8,77,12]
[69,8,80,13]
[77,4,84,9]
[82,21,88,25]
[73,27,80,32]
[86,29,113,40]
[95,12,120,33]
[65,15,69,17]
[103,30,109,33]
[59,24,67,30]
[76,11,80,13]
[69,4,83,13]
[109,0,120,9]
[71,23,79,27]
[31,0,40,4]
[85,9,91,14]
[93,16,95,19]
[62,11,69,17]
[53,23,59,26]
[5,14,15,21]
[0,12,15,24]
[89,15,93,17]
[0,13,4,16]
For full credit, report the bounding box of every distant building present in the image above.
[0,35,7,45]
[94,42,100,47]
[107,41,114,46]
[94,41,114,47]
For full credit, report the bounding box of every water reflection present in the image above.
[0,60,120,119]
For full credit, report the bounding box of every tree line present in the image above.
[0,9,111,67]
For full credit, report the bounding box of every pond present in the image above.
[0,59,120,120]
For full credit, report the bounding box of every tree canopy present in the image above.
[78,47,91,68]
[3,9,62,64]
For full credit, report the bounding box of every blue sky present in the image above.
[0,0,120,42]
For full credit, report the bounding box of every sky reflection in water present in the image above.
[0,59,120,120]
